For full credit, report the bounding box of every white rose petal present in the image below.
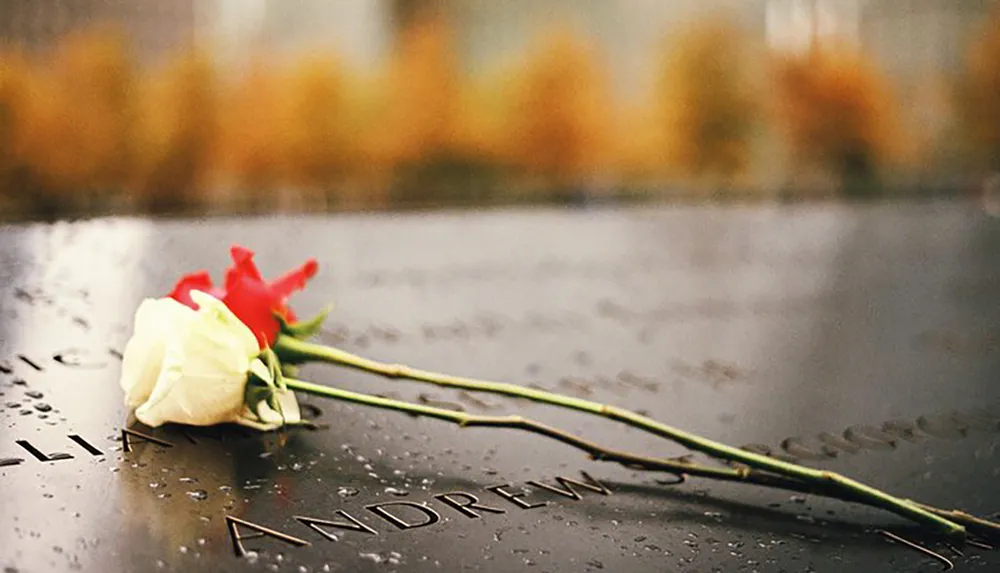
[120,297,195,408]
[120,290,301,430]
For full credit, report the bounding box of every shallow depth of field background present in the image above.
[0,0,999,220]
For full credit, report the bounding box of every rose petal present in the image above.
[268,259,318,299]
[225,245,264,291]
[120,298,195,408]
[134,291,258,428]
[221,274,282,347]
[168,271,215,309]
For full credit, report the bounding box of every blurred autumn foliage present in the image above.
[772,46,900,196]
[654,18,758,183]
[0,14,989,218]
[133,49,217,212]
[957,7,1000,171]
[0,49,30,204]
[507,28,613,193]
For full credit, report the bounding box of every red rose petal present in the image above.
[166,245,319,348]
[222,274,281,347]
[168,271,215,310]
[268,259,318,299]
[225,245,265,291]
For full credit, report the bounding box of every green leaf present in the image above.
[276,305,332,340]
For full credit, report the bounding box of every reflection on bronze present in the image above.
[68,434,104,456]
[433,492,506,518]
[15,440,72,462]
[16,354,42,371]
[175,425,254,445]
[878,529,954,571]
[525,472,610,500]
[365,501,441,530]
[225,515,310,558]
[485,484,548,510]
[294,513,378,540]
[121,428,174,452]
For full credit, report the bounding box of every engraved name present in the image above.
[224,471,611,558]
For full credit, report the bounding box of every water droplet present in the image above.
[178,546,189,554]
[179,477,197,484]
[359,552,382,563]
[33,403,52,413]
[244,551,259,564]
[790,495,807,504]
[796,514,816,523]
[291,462,304,471]
[12,378,27,385]
[337,486,360,498]
[149,482,164,489]
[186,490,208,501]
[384,487,409,497]
[25,391,43,399]
[4,402,19,408]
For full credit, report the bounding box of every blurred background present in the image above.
[0,0,998,220]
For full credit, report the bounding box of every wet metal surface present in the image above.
[1,201,999,572]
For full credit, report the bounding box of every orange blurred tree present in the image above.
[957,7,1000,171]
[280,55,355,206]
[654,18,757,182]
[507,27,613,194]
[772,46,900,196]
[217,63,286,207]
[376,11,508,203]
[380,14,461,166]
[133,49,218,212]
[13,29,135,213]
[0,48,31,206]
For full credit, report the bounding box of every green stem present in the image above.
[284,377,732,479]
[274,336,964,538]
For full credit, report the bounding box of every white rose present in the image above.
[119,290,300,430]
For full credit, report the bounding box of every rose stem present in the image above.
[279,370,964,538]
[275,337,969,537]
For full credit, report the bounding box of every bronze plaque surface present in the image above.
[1,202,999,572]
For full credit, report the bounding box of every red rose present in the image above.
[168,245,318,348]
